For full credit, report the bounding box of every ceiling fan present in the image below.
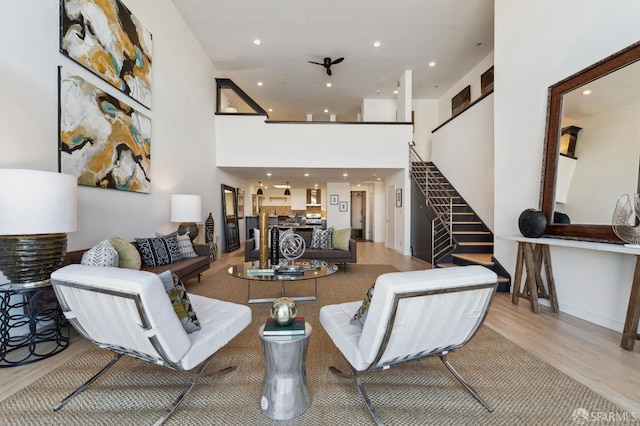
[308,57,344,76]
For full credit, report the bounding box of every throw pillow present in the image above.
[279,228,294,244]
[350,281,376,328]
[81,239,119,267]
[157,231,197,259]
[110,237,142,269]
[135,232,183,267]
[311,226,333,250]
[158,271,201,334]
[332,227,351,251]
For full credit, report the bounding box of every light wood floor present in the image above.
[2,242,639,415]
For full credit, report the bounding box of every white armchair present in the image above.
[50,264,252,425]
[320,265,497,425]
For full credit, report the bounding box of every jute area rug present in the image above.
[0,264,624,425]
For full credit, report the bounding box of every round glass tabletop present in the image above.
[228,260,338,282]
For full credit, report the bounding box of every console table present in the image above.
[503,236,640,351]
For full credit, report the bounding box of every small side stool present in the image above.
[512,241,559,313]
[258,322,311,420]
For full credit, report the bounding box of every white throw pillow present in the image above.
[81,239,119,267]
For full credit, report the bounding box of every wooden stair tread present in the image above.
[458,241,494,246]
[452,221,482,225]
[452,253,494,265]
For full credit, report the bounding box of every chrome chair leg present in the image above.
[154,356,234,426]
[53,353,123,412]
[439,354,494,412]
[329,363,384,425]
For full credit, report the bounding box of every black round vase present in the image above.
[518,209,547,238]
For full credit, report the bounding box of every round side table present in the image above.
[258,322,311,420]
[0,281,70,367]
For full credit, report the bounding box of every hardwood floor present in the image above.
[2,241,639,415]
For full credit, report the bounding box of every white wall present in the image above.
[431,94,494,229]
[397,70,412,122]
[411,99,439,160]
[326,183,351,230]
[0,0,221,251]
[494,0,640,331]
[438,52,494,124]
[362,99,397,122]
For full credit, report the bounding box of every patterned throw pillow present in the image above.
[110,237,142,269]
[350,282,375,328]
[136,232,183,267]
[81,239,119,267]
[158,271,201,334]
[157,232,197,259]
[311,226,333,250]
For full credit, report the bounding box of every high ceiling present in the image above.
[170,0,494,122]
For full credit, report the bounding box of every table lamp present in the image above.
[171,194,202,242]
[0,169,78,286]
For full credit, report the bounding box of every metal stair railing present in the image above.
[409,143,454,265]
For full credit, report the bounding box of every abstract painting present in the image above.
[59,67,151,193]
[60,0,153,108]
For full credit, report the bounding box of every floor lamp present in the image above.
[171,194,202,242]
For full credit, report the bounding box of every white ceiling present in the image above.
[169,0,494,187]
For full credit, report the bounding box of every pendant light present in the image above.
[284,182,291,196]
[257,182,263,195]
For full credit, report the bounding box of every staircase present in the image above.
[409,146,511,292]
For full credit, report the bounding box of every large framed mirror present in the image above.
[221,184,240,252]
[541,40,640,243]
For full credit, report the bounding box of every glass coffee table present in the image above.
[228,260,338,303]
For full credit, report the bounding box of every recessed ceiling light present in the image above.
[376,90,381,94]
[304,173,309,177]
[268,108,273,112]
[326,82,332,87]
[343,173,348,177]
[373,41,381,48]
[253,39,261,46]
[582,89,592,95]
[429,61,436,67]
[377,177,381,181]
[324,109,329,113]
[393,90,398,94]
[257,81,263,86]
[266,172,272,176]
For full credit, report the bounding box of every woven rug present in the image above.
[0,264,624,425]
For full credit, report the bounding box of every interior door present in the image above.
[386,185,395,249]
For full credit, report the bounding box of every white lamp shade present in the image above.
[0,169,78,235]
[171,194,202,222]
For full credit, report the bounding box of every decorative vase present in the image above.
[270,226,280,265]
[518,209,547,238]
[205,213,214,244]
[270,297,297,325]
[259,208,269,269]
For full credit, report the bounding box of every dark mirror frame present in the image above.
[541,40,640,243]
[221,184,240,252]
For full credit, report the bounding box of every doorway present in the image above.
[350,191,366,241]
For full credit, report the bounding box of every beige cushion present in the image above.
[332,227,351,251]
[110,237,142,270]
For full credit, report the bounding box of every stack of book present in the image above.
[247,267,275,276]
[263,316,306,336]
[276,266,304,275]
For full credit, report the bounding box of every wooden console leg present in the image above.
[621,256,640,351]
[522,243,540,313]
[541,245,559,313]
[512,243,525,306]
